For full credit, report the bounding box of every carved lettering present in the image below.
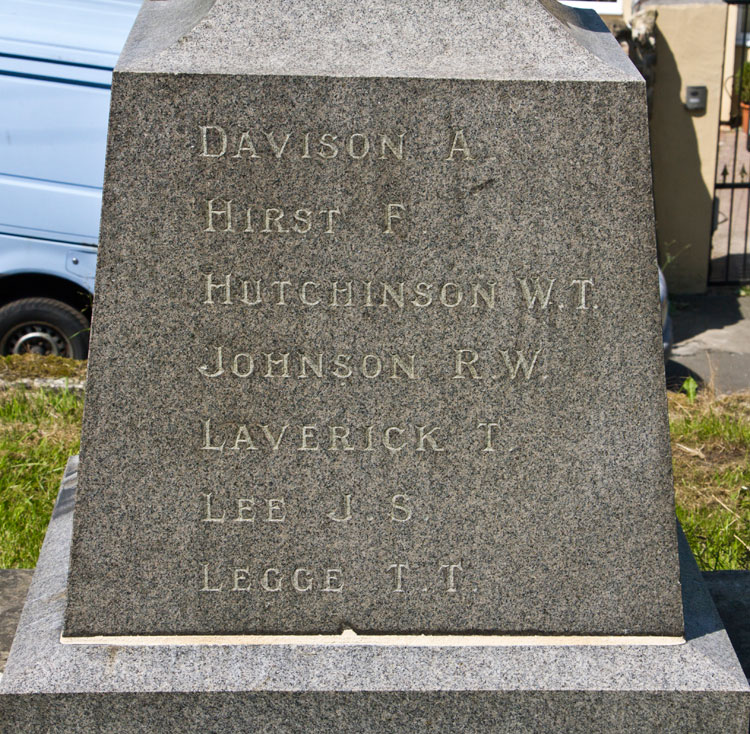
[200,126,227,157]
[387,562,408,592]
[202,493,225,523]
[201,563,223,592]
[439,562,463,593]
[328,493,352,522]
[233,568,251,591]
[201,564,344,593]
[384,203,405,234]
[478,422,501,452]
[235,498,255,522]
[200,495,291,524]
[205,199,233,232]
[198,126,407,161]
[206,206,342,235]
[446,129,474,161]
[499,349,542,380]
[198,350,418,380]
[571,278,594,309]
[267,498,285,522]
[390,494,412,523]
[261,569,282,592]
[454,349,481,379]
[200,276,508,310]
[201,418,225,451]
[292,568,313,592]
[323,568,343,592]
[517,277,555,310]
[201,421,449,454]
[232,131,259,159]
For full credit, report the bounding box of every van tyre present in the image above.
[0,298,90,359]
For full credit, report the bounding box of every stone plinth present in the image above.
[1,462,748,733]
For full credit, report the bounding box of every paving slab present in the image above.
[0,570,32,674]
[667,292,750,394]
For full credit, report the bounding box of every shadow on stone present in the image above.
[709,254,750,287]
[703,571,750,682]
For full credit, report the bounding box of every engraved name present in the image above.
[201,492,412,525]
[201,419,446,453]
[205,200,341,233]
[201,563,343,593]
[199,126,406,161]
[198,348,417,380]
[203,493,287,524]
[202,274,595,311]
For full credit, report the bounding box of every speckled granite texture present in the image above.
[1,466,748,733]
[64,0,684,636]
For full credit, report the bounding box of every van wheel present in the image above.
[0,298,90,359]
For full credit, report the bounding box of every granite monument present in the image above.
[1,0,748,730]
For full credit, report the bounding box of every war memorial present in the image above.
[1,0,748,730]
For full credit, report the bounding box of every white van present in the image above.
[0,0,139,357]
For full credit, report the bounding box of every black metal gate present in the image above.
[710,0,750,284]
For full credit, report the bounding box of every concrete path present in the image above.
[667,291,750,395]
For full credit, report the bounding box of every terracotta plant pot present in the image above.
[742,102,750,133]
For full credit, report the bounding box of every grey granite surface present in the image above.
[1,467,748,732]
[65,0,683,636]
[118,0,640,80]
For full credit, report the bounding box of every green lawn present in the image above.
[0,385,82,566]
[671,389,750,570]
[0,358,748,570]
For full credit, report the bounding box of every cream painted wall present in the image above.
[720,5,738,123]
[649,2,728,293]
[603,0,632,22]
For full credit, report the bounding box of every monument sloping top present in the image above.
[117,0,640,82]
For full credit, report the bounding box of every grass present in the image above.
[0,383,82,567]
[0,356,748,571]
[0,353,87,381]
[670,388,750,570]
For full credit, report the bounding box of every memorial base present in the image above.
[1,458,748,733]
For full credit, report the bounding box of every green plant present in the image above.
[0,353,86,381]
[736,61,750,105]
[659,240,691,274]
[681,376,698,403]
